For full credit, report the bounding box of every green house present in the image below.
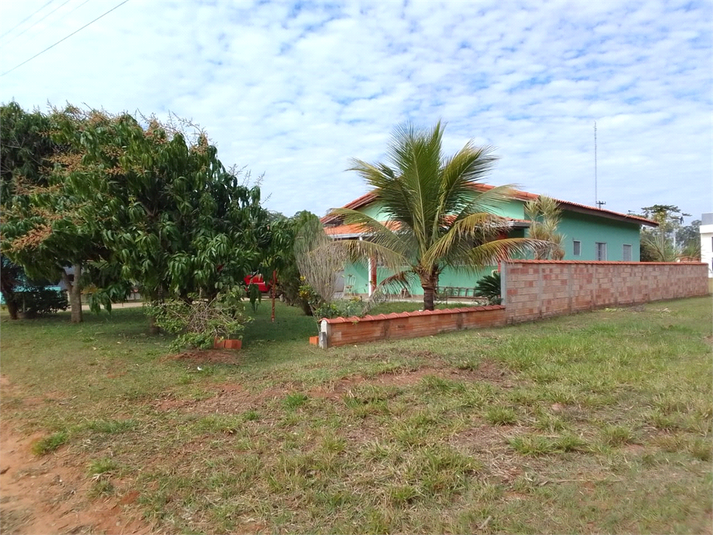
[322,185,657,297]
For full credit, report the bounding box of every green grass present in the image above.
[1,297,712,534]
[31,431,68,455]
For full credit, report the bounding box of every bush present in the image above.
[475,271,501,305]
[16,287,69,318]
[299,280,368,329]
[148,288,250,351]
[313,298,367,320]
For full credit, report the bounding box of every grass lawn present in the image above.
[1,297,711,534]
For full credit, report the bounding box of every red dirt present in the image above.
[0,377,157,535]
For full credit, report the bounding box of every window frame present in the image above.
[622,244,632,262]
[595,242,607,261]
[572,240,581,256]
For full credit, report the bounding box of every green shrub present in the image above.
[475,271,501,305]
[16,288,68,317]
[148,287,250,351]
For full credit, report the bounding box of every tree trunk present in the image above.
[422,285,435,311]
[147,287,164,334]
[148,313,160,335]
[3,295,19,320]
[64,264,83,323]
[271,270,276,323]
[0,270,19,320]
[421,270,439,312]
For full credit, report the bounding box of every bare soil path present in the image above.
[0,376,155,535]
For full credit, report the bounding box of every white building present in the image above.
[701,213,713,278]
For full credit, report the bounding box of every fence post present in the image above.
[319,319,329,349]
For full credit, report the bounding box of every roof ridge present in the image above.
[323,184,657,227]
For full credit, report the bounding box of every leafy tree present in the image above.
[330,122,544,311]
[524,195,565,260]
[258,210,317,316]
[677,220,701,260]
[0,102,94,322]
[49,107,268,330]
[1,103,53,321]
[638,205,690,262]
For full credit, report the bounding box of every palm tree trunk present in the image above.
[420,270,439,311]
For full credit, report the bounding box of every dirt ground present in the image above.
[0,357,515,534]
[0,376,155,535]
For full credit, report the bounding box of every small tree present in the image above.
[50,107,268,331]
[294,214,347,314]
[524,196,565,260]
[331,122,545,311]
[638,205,689,262]
[0,103,99,323]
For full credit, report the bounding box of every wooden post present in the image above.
[271,269,276,323]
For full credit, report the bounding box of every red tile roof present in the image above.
[322,184,657,227]
[470,184,657,226]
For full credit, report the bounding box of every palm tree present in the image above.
[524,195,565,260]
[329,122,544,311]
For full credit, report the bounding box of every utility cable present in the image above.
[0,0,74,50]
[1,0,129,77]
[0,0,56,40]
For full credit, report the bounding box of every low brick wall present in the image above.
[319,306,506,348]
[502,260,709,324]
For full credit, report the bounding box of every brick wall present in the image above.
[320,306,506,348]
[503,260,709,323]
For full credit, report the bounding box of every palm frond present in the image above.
[374,269,416,295]
[335,236,409,274]
[328,208,414,259]
[437,144,498,220]
[453,184,516,222]
[459,238,550,273]
[423,213,510,267]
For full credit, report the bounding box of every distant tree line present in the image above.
[635,205,700,262]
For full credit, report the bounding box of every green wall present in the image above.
[342,261,497,297]
[338,196,643,296]
[554,211,641,261]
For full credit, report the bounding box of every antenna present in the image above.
[594,121,598,206]
[594,121,605,209]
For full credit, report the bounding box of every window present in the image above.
[622,244,632,261]
[595,242,607,261]
[573,240,581,256]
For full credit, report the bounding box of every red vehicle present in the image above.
[244,274,272,293]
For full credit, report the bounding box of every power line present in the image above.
[1,0,129,77]
[0,0,56,40]
[0,0,74,50]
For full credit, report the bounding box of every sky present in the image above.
[1,0,711,222]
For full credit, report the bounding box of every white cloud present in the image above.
[1,0,711,221]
